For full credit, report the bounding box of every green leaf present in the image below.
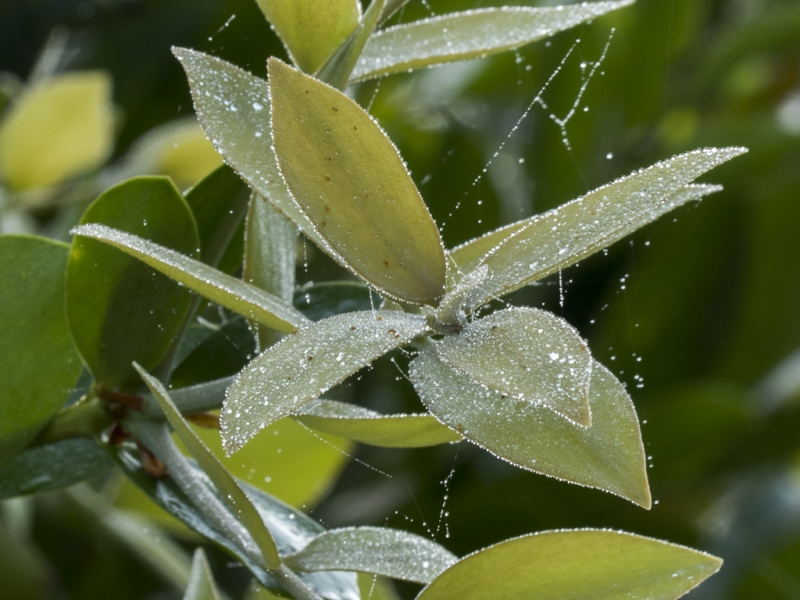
[285,526,457,584]
[0,438,113,499]
[66,177,199,388]
[416,529,721,600]
[184,549,221,600]
[71,223,308,334]
[410,343,651,508]
[294,282,376,322]
[136,365,282,570]
[436,308,593,427]
[0,236,81,465]
[222,310,429,454]
[460,148,747,304]
[0,71,114,190]
[255,0,361,74]
[295,399,461,448]
[269,58,446,305]
[351,1,633,83]
[379,0,409,25]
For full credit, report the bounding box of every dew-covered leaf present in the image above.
[295,399,461,448]
[461,148,746,304]
[415,529,721,600]
[269,58,446,305]
[410,343,650,507]
[255,0,361,74]
[285,526,457,584]
[184,549,221,600]
[222,310,428,454]
[293,282,375,322]
[71,223,308,334]
[351,2,633,83]
[0,236,81,465]
[436,308,593,427]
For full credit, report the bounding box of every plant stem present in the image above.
[31,393,112,447]
[141,376,234,418]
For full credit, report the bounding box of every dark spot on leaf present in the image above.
[323,176,330,181]
[332,106,338,112]
[383,260,389,267]
[307,356,314,361]
[324,205,331,213]
[350,326,357,330]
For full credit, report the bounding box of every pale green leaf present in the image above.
[436,308,593,427]
[295,399,461,448]
[351,2,633,82]
[416,529,721,600]
[71,223,308,334]
[222,310,429,454]
[410,343,651,508]
[269,58,446,305]
[184,549,221,600]
[285,526,457,584]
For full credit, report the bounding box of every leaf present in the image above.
[0,71,113,190]
[255,0,361,74]
[112,443,360,600]
[410,343,651,508]
[0,438,113,499]
[351,2,633,83]
[379,0,409,25]
[66,177,199,388]
[0,236,81,466]
[285,526,457,584]
[71,223,308,334]
[294,282,376,322]
[184,549,221,600]
[460,148,746,305]
[295,399,461,448]
[415,529,721,600]
[222,310,429,454]
[269,58,447,305]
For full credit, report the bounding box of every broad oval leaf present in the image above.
[0,71,113,190]
[71,223,308,334]
[296,399,461,448]
[436,308,593,427]
[184,549,221,600]
[269,58,446,305]
[410,343,650,508]
[416,529,721,600]
[222,310,429,454]
[351,2,633,83]
[255,0,361,74]
[461,148,747,305]
[0,236,81,465]
[285,526,457,584]
[66,177,199,388]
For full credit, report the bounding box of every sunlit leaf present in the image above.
[295,399,461,448]
[416,529,721,600]
[269,58,446,305]
[351,1,633,82]
[222,310,429,454]
[410,343,651,508]
[184,549,221,600]
[285,526,457,584]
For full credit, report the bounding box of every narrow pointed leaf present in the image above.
[411,343,651,508]
[464,148,746,304]
[269,58,446,305]
[416,529,721,600]
[379,0,410,25]
[71,223,308,333]
[184,549,221,600]
[295,400,461,448]
[436,308,593,427]
[136,365,282,570]
[351,2,633,83]
[285,526,457,584]
[223,310,428,454]
[255,0,361,74]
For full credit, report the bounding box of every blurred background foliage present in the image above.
[1,0,800,598]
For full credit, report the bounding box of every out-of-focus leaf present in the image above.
[0,71,113,190]
[416,529,721,600]
[66,177,198,389]
[0,236,81,465]
[0,438,113,499]
[351,2,633,83]
[0,506,48,600]
[285,526,457,584]
[222,310,429,454]
[294,282,375,322]
[269,58,446,306]
[254,0,361,74]
[358,574,399,600]
[295,399,461,448]
[436,308,593,427]
[379,0,409,25]
[410,343,650,508]
[184,549,221,600]
[71,223,308,334]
